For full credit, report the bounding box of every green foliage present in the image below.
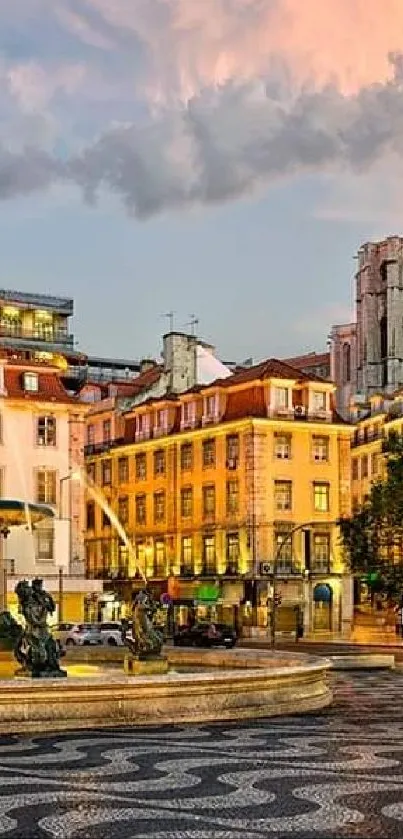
[339,430,403,596]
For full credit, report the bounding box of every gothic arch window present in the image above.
[342,343,351,383]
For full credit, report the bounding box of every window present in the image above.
[313,533,330,571]
[226,480,239,515]
[86,462,96,483]
[86,502,95,530]
[182,401,195,424]
[101,540,111,571]
[154,491,165,523]
[87,424,95,445]
[205,394,217,417]
[36,416,56,446]
[274,433,291,459]
[202,535,216,573]
[361,455,368,478]
[312,391,326,411]
[313,482,330,512]
[155,408,167,430]
[312,435,329,462]
[102,510,110,528]
[274,481,292,511]
[352,459,359,481]
[274,529,293,570]
[275,387,289,409]
[343,343,351,383]
[226,532,239,573]
[181,536,193,574]
[154,540,166,575]
[23,372,38,392]
[203,484,215,519]
[103,419,111,442]
[135,494,146,525]
[135,453,147,480]
[202,438,216,468]
[154,449,166,477]
[101,459,112,486]
[181,443,193,471]
[118,496,129,525]
[226,434,239,464]
[181,487,193,519]
[371,452,379,476]
[118,457,129,483]
[36,469,56,504]
[35,525,54,560]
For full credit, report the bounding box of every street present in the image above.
[0,670,403,837]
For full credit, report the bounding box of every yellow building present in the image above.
[351,391,403,509]
[84,359,353,636]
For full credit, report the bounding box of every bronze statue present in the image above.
[124,589,163,659]
[13,578,66,678]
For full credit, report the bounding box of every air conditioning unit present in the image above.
[294,405,307,419]
[260,561,273,576]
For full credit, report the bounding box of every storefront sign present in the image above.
[196,583,220,604]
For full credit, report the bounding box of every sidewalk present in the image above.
[240,631,403,649]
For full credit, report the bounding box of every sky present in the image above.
[1,0,403,364]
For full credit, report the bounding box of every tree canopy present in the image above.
[339,429,403,598]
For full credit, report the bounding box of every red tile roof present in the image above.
[211,357,327,387]
[4,369,76,403]
[224,386,266,421]
[283,352,330,373]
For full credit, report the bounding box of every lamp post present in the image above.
[0,525,10,612]
[59,473,72,623]
[270,520,336,648]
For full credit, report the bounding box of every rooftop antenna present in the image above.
[189,314,199,336]
[163,311,175,332]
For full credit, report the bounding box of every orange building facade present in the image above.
[84,359,353,636]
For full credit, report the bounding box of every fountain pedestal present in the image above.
[124,654,169,676]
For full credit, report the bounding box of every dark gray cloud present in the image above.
[1,64,403,217]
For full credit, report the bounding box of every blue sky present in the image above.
[0,1,402,364]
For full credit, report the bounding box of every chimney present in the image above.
[163,332,197,394]
[140,359,157,374]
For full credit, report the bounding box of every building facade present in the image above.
[0,357,101,620]
[84,359,353,637]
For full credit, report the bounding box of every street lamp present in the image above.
[270,520,336,648]
[0,525,10,611]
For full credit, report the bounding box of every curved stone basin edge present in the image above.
[0,647,333,733]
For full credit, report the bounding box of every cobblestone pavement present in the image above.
[1,672,403,838]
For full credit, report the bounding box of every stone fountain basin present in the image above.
[0,647,332,733]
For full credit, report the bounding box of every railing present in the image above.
[84,438,125,456]
[0,325,74,344]
[351,428,383,447]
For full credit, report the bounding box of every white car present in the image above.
[98,622,125,646]
[53,623,103,647]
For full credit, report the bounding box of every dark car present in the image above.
[173,622,237,649]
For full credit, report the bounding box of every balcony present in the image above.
[180,564,195,578]
[84,438,124,456]
[0,325,74,346]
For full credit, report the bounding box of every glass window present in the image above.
[135,494,146,525]
[154,449,166,477]
[154,540,166,575]
[202,438,216,468]
[275,387,289,408]
[352,459,359,481]
[36,469,56,504]
[135,453,147,480]
[87,424,95,445]
[371,452,379,476]
[154,491,165,523]
[118,457,129,483]
[313,482,330,512]
[35,525,54,560]
[23,372,38,392]
[312,391,326,411]
[361,455,368,478]
[205,394,217,417]
[226,480,239,515]
[312,435,329,462]
[226,532,239,573]
[313,533,330,570]
[118,496,129,525]
[202,484,215,518]
[181,536,193,574]
[86,502,95,529]
[37,416,56,447]
[274,433,291,459]
[103,419,111,442]
[202,535,216,573]
[181,487,193,518]
[101,459,112,485]
[180,443,193,471]
[274,530,293,569]
[86,462,96,483]
[274,481,292,511]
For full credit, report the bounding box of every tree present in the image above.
[339,430,403,600]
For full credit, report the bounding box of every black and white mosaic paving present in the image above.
[1,672,403,838]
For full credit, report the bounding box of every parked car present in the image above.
[98,621,125,646]
[173,622,237,649]
[53,623,103,647]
